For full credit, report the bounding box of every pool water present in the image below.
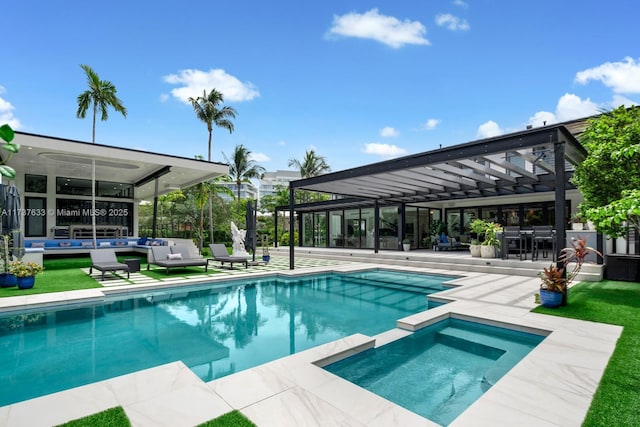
[0,269,454,406]
[324,318,545,426]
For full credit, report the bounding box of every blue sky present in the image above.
[3,1,639,173]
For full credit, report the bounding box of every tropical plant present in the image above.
[76,64,127,248]
[573,105,640,211]
[288,150,330,203]
[8,261,44,278]
[586,189,640,238]
[481,222,502,247]
[539,236,603,294]
[189,89,237,245]
[223,145,265,213]
[0,124,20,179]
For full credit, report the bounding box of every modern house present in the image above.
[278,117,606,266]
[6,132,228,241]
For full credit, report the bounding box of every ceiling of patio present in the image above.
[290,123,587,207]
[11,132,229,200]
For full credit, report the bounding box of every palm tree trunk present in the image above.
[91,106,97,248]
[208,191,214,244]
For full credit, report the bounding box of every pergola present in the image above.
[285,122,589,270]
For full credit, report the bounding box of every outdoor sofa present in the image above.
[147,245,209,274]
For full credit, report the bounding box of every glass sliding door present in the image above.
[314,212,327,247]
[360,208,375,249]
[329,210,343,247]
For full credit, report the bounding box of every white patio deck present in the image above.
[0,249,620,426]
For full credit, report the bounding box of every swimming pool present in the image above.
[0,269,455,406]
[324,317,546,426]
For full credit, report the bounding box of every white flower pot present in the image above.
[480,245,496,258]
[571,223,584,231]
[470,244,481,257]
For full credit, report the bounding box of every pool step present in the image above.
[338,276,443,294]
[436,325,538,387]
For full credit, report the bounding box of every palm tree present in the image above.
[288,149,330,202]
[76,64,127,248]
[189,89,237,244]
[223,145,265,213]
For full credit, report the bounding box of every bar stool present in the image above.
[532,226,555,261]
[502,226,525,260]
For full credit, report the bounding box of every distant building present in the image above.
[259,170,302,199]
[218,181,259,202]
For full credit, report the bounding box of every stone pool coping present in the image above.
[0,263,622,426]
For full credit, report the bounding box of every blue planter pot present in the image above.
[0,273,17,288]
[539,289,563,308]
[262,255,270,264]
[17,276,35,290]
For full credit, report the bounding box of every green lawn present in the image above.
[533,280,640,427]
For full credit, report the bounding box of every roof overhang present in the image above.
[290,124,586,204]
[9,132,229,200]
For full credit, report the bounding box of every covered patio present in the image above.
[283,120,599,272]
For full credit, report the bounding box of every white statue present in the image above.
[230,221,250,258]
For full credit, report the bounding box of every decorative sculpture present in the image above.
[230,221,250,258]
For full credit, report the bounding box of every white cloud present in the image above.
[277,140,286,146]
[327,9,430,49]
[527,111,556,127]
[0,86,22,130]
[575,57,640,94]
[453,0,469,8]
[611,94,638,108]
[363,142,407,157]
[476,120,503,138]
[422,118,441,130]
[163,69,260,104]
[435,13,469,31]
[380,126,399,137]
[250,152,270,163]
[527,93,601,127]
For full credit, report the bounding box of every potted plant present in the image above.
[469,219,488,257]
[571,213,585,230]
[538,236,603,307]
[8,260,44,289]
[0,235,16,287]
[402,238,411,252]
[481,222,502,258]
[262,246,270,264]
[538,265,566,307]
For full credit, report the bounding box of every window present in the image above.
[56,177,92,196]
[25,175,47,193]
[97,181,133,198]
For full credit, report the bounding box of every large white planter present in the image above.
[470,244,481,257]
[480,245,496,258]
[403,244,411,252]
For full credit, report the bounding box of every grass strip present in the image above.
[533,280,640,427]
[55,406,130,426]
[55,407,255,427]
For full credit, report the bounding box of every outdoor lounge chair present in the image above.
[147,245,209,274]
[89,249,130,281]
[208,244,249,269]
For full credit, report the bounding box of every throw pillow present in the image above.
[81,242,93,247]
[59,242,72,247]
[32,242,45,248]
[99,242,111,247]
[440,233,448,244]
[167,253,182,260]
